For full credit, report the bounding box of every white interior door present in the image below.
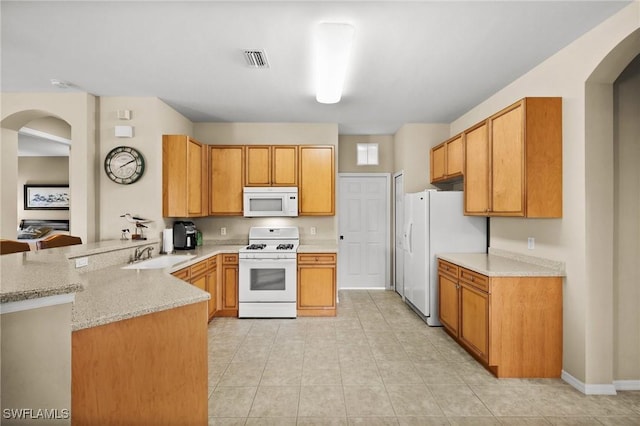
[338,174,390,289]
[394,172,404,298]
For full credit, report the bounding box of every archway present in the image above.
[1,93,97,243]
[17,116,71,237]
[584,28,640,391]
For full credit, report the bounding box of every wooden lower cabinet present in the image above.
[297,253,337,317]
[72,302,208,425]
[459,282,489,363]
[172,254,239,318]
[172,257,218,321]
[437,259,562,378]
[207,257,217,319]
[217,254,239,317]
[437,263,459,335]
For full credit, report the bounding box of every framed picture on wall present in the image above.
[24,184,70,210]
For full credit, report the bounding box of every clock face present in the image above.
[104,146,145,184]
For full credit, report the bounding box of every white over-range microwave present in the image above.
[243,187,298,217]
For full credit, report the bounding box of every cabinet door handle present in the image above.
[470,276,475,282]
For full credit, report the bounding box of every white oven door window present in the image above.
[251,269,286,291]
[239,259,296,302]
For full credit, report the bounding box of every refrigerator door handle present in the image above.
[405,222,413,255]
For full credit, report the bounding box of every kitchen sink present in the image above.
[121,254,195,270]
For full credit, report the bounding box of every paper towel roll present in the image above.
[163,228,174,254]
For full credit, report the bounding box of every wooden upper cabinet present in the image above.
[245,146,271,186]
[464,97,562,218]
[272,146,298,186]
[491,103,524,215]
[447,136,464,177]
[299,145,335,216]
[430,135,463,183]
[245,145,298,186]
[430,144,446,182]
[162,135,208,217]
[209,146,244,215]
[463,122,490,215]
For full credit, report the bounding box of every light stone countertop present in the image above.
[0,238,164,304]
[0,250,85,304]
[2,238,337,329]
[437,248,565,277]
[298,243,338,253]
[71,265,208,330]
[72,243,245,330]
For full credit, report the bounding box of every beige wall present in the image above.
[24,116,71,139]
[18,157,70,224]
[191,123,339,243]
[393,123,449,193]
[449,2,640,389]
[338,134,394,173]
[613,53,640,381]
[98,97,193,241]
[1,303,73,425]
[1,93,97,242]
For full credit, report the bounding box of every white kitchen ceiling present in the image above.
[1,1,631,135]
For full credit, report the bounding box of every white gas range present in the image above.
[238,226,299,318]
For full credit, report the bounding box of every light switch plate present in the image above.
[75,257,89,268]
[527,237,535,250]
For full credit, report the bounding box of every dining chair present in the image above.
[36,234,82,250]
[0,239,31,255]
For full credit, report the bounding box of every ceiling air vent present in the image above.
[244,50,270,68]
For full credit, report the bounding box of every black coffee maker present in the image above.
[173,221,197,250]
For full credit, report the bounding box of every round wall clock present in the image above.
[104,146,145,185]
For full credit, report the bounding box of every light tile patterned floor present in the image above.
[207,290,640,425]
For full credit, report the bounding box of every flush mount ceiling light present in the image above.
[314,22,355,104]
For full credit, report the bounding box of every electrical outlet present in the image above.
[220,227,226,236]
[310,226,317,235]
[527,237,535,250]
[75,257,89,268]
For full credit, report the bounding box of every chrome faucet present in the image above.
[133,246,154,262]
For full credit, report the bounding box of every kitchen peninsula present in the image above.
[2,237,338,424]
[1,239,233,425]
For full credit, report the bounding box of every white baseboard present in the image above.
[562,370,640,394]
[561,370,617,395]
[614,380,640,391]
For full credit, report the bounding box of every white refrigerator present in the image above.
[403,190,487,326]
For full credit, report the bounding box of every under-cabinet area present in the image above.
[437,254,564,378]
